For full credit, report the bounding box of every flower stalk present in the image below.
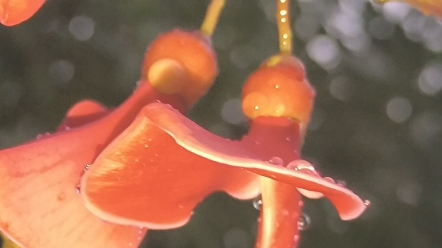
[200,0,226,37]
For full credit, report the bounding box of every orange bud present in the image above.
[0,0,45,26]
[142,29,218,108]
[242,54,315,128]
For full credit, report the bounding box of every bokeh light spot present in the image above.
[69,16,95,41]
[386,97,412,123]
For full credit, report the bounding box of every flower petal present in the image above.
[0,122,146,248]
[0,82,185,248]
[81,104,260,229]
[136,103,366,220]
[57,100,109,131]
[0,0,45,26]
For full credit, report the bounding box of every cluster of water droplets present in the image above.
[75,164,91,193]
[252,196,311,231]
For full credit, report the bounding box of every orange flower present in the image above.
[0,0,45,26]
[0,27,218,248]
[81,55,366,248]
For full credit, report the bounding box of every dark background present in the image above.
[0,0,441,247]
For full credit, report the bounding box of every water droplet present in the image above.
[84,164,90,172]
[144,144,149,148]
[253,197,262,210]
[75,185,81,194]
[337,180,346,187]
[364,200,371,207]
[268,157,284,166]
[36,132,51,139]
[64,126,71,131]
[287,161,317,176]
[323,177,335,183]
[294,235,300,243]
[297,213,311,231]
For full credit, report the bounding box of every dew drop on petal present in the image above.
[297,213,311,231]
[298,201,304,208]
[337,180,347,187]
[287,160,317,176]
[294,234,300,243]
[323,177,335,183]
[75,185,81,194]
[364,200,371,207]
[253,197,262,210]
[36,132,51,139]
[268,157,284,166]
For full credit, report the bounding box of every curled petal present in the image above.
[81,106,260,229]
[0,82,184,248]
[135,103,366,220]
[0,0,45,26]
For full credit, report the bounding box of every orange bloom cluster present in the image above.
[0,1,368,248]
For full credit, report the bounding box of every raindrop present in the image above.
[268,157,284,166]
[337,180,347,187]
[294,234,300,243]
[75,185,81,194]
[84,164,90,172]
[253,197,262,210]
[297,213,311,231]
[363,200,371,207]
[36,132,51,139]
[287,160,316,174]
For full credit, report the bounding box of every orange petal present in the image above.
[0,121,146,248]
[0,0,45,26]
[0,83,185,248]
[138,103,365,220]
[81,105,260,229]
[57,100,109,131]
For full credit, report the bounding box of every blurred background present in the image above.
[0,0,441,247]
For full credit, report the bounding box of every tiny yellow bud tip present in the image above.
[148,59,187,95]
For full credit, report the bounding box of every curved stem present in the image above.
[276,0,292,55]
[200,0,226,37]
[255,177,302,248]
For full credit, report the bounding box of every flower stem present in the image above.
[276,0,292,55]
[255,177,302,248]
[200,0,226,37]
